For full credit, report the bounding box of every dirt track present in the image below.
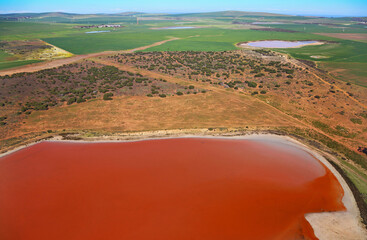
[0,38,179,76]
[94,57,362,152]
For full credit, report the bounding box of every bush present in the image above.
[350,118,362,124]
[260,90,267,94]
[247,81,257,88]
[103,93,113,100]
[77,97,86,103]
[176,91,183,96]
[159,94,166,98]
[189,85,195,89]
[67,97,76,105]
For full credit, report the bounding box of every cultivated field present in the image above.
[1,12,366,86]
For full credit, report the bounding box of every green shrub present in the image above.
[103,93,113,100]
[67,97,76,105]
[350,118,362,124]
[247,81,257,88]
[77,97,86,103]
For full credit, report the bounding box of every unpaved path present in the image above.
[287,57,367,109]
[95,57,359,152]
[0,38,179,76]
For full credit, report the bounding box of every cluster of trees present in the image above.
[111,51,299,93]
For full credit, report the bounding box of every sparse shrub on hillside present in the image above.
[67,97,76,105]
[247,81,257,88]
[77,97,86,103]
[103,93,113,100]
[350,118,362,124]
[359,112,367,119]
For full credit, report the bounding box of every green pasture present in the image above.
[0,18,366,87]
[0,60,42,70]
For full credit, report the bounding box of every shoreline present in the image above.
[1,132,366,239]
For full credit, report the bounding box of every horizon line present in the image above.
[0,10,366,18]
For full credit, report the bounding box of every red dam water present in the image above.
[0,138,345,240]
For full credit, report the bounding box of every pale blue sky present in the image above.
[0,0,366,16]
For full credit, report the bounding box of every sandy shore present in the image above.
[0,132,366,239]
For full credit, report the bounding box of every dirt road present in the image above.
[0,38,179,76]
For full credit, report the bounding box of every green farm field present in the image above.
[0,11,366,86]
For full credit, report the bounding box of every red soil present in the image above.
[0,138,345,240]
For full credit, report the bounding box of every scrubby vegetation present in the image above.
[0,60,206,128]
[107,50,303,93]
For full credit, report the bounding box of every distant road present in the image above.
[0,38,179,76]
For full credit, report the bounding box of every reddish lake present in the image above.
[0,138,345,240]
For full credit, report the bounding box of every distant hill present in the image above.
[167,10,291,18]
[0,10,295,20]
[0,10,343,23]
[0,11,145,20]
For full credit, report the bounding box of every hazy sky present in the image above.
[0,0,366,16]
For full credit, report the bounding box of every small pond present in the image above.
[245,40,322,48]
[85,30,111,34]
